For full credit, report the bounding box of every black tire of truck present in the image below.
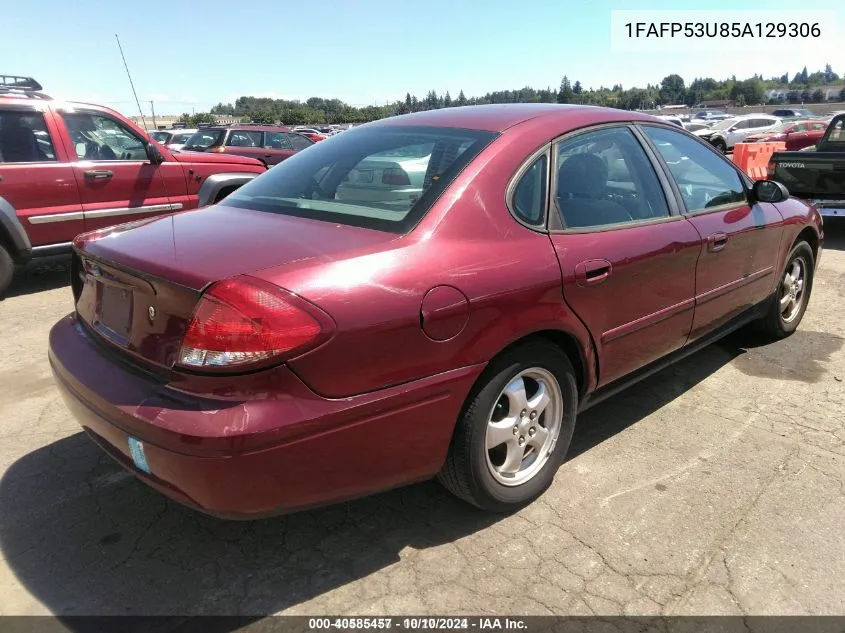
[0,244,14,298]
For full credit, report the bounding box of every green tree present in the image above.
[811,88,825,103]
[659,74,686,104]
[840,86,845,101]
[246,109,275,124]
[572,81,582,94]
[457,90,467,106]
[444,91,452,107]
[557,76,574,104]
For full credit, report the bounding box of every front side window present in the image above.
[511,154,547,226]
[642,125,746,213]
[223,125,496,234]
[226,131,263,147]
[183,130,225,149]
[555,127,669,229]
[0,109,56,163]
[792,123,809,132]
[148,131,171,143]
[61,112,147,161]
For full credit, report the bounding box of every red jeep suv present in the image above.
[0,75,266,296]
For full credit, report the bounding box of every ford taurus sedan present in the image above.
[49,104,824,518]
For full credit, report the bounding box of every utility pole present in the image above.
[150,100,158,130]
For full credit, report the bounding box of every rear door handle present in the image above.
[708,232,728,252]
[575,259,612,287]
[84,170,113,181]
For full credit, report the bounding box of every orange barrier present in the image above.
[731,142,786,180]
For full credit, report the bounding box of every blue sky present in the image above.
[2,0,842,117]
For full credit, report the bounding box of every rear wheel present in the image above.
[755,241,814,340]
[438,341,578,512]
[0,244,14,298]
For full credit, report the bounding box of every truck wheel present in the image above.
[0,244,14,298]
[755,240,814,340]
[437,341,578,512]
[713,139,727,153]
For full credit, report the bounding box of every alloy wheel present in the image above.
[484,368,563,487]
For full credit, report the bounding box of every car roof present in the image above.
[369,103,657,132]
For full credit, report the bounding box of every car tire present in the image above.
[713,138,727,153]
[0,244,14,298]
[755,240,814,340]
[437,340,578,512]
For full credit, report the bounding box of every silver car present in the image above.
[693,114,781,152]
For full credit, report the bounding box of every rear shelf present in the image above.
[73,250,201,371]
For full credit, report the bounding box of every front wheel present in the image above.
[755,240,814,340]
[437,341,578,512]
[713,138,727,153]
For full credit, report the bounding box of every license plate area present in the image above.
[94,282,133,346]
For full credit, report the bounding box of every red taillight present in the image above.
[177,277,332,371]
[382,168,411,186]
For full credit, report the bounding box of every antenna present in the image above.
[115,34,147,129]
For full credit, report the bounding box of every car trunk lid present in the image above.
[72,205,398,370]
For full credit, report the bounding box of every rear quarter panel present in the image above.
[773,197,824,272]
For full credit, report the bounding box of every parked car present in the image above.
[694,111,730,122]
[772,108,817,119]
[694,114,781,152]
[744,120,829,150]
[0,75,266,296]
[292,127,328,142]
[655,115,684,128]
[181,124,314,166]
[148,128,198,152]
[768,113,845,218]
[49,103,822,518]
[684,122,711,133]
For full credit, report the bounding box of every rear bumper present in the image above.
[809,200,845,218]
[48,314,484,519]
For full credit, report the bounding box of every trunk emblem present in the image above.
[148,306,156,321]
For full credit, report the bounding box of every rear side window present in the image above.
[793,123,809,132]
[223,125,497,234]
[226,131,263,147]
[811,122,827,131]
[149,131,170,143]
[642,126,746,213]
[511,154,548,226]
[0,109,56,163]
[288,133,313,150]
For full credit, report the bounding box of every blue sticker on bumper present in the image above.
[128,437,150,473]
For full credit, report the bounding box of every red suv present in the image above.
[181,124,315,167]
[0,75,267,297]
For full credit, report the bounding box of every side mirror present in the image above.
[752,179,789,203]
[145,141,164,165]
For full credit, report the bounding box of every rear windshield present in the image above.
[221,125,498,234]
[183,129,225,149]
[149,131,171,143]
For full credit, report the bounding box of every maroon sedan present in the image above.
[745,119,829,150]
[49,104,823,518]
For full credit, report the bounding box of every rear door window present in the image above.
[0,109,56,162]
[264,132,292,150]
